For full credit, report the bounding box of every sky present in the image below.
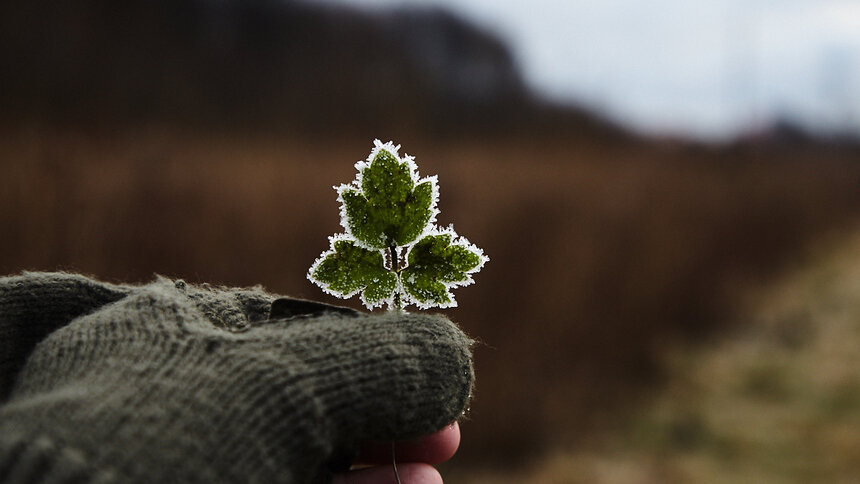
[332,0,860,140]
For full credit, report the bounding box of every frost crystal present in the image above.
[308,139,488,310]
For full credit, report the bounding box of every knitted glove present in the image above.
[0,272,474,484]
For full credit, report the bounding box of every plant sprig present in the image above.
[308,140,487,311]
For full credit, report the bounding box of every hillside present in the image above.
[0,0,622,139]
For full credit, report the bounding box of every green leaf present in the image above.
[309,140,487,311]
[308,237,397,309]
[401,231,487,309]
[339,142,437,249]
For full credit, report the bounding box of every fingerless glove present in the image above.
[0,272,474,483]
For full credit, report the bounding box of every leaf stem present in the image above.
[392,441,402,484]
[389,244,403,312]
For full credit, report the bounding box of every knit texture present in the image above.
[0,272,474,484]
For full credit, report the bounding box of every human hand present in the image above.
[335,423,461,484]
[0,272,473,484]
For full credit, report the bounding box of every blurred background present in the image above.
[2,0,860,481]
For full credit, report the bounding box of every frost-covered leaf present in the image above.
[338,140,438,249]
[309,140,487,311]
[401,229,488,309]
[308,236,397,309]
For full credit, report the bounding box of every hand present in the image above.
[0,272,474,484]
[335,423,461,484]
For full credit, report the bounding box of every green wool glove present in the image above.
[0,272,474,483]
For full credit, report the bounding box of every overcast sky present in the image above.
[334,0,860,140]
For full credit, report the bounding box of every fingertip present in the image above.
[418,421,460,464]
[354,422,461,466]
[333,463,442,484]
[399,463,443,484]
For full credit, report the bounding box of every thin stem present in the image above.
[392,441,402,484]
[389,245,403,312]
[389,246,403,484]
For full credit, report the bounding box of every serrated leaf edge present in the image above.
[401,225,490,310]
[306,233,393,310]
[334,139,440,250]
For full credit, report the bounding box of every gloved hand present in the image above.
[0,272,474,483]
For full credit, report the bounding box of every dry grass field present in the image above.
[448,229,860,482]
[2,124,860,472]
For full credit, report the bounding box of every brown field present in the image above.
[447,229,860,482]
[2,124,860,472]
